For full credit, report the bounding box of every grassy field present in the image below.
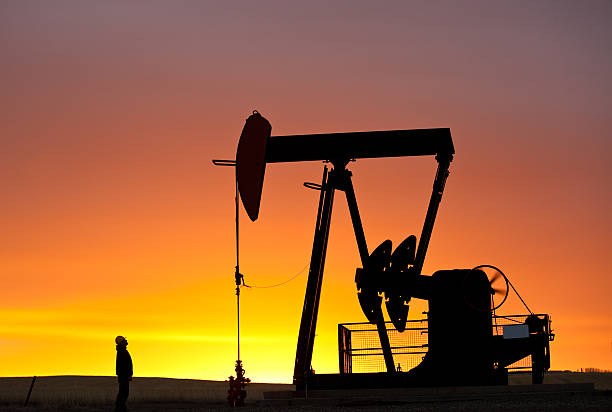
[0,376,290,410]
[510,370,612,389]
[0,372,610,411]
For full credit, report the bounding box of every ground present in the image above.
[1,372,611,411]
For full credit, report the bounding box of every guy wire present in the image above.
[243,263,310,289]
[507,277,533,315]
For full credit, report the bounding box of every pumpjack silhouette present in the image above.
[216,111,553,390]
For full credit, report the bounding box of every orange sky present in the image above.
[1,1,611,383]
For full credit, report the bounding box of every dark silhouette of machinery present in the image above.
[215,111,553,390]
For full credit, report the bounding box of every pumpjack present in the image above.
[218,111,553,390]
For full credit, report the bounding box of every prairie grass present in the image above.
[509,370,612,389]
[1,372,610,411]
[0,376,290,409]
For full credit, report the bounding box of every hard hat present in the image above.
[115,335,126,345]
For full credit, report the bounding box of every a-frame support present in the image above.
[293,161,395,386]
[293,153,453,387]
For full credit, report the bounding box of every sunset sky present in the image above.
[1,1,611,383]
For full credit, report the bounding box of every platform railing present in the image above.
[339,314,552,374]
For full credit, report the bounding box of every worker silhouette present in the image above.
[114,336,133,412]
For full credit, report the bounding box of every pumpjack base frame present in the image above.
[260,383,595,409]
[299,370,509,391]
